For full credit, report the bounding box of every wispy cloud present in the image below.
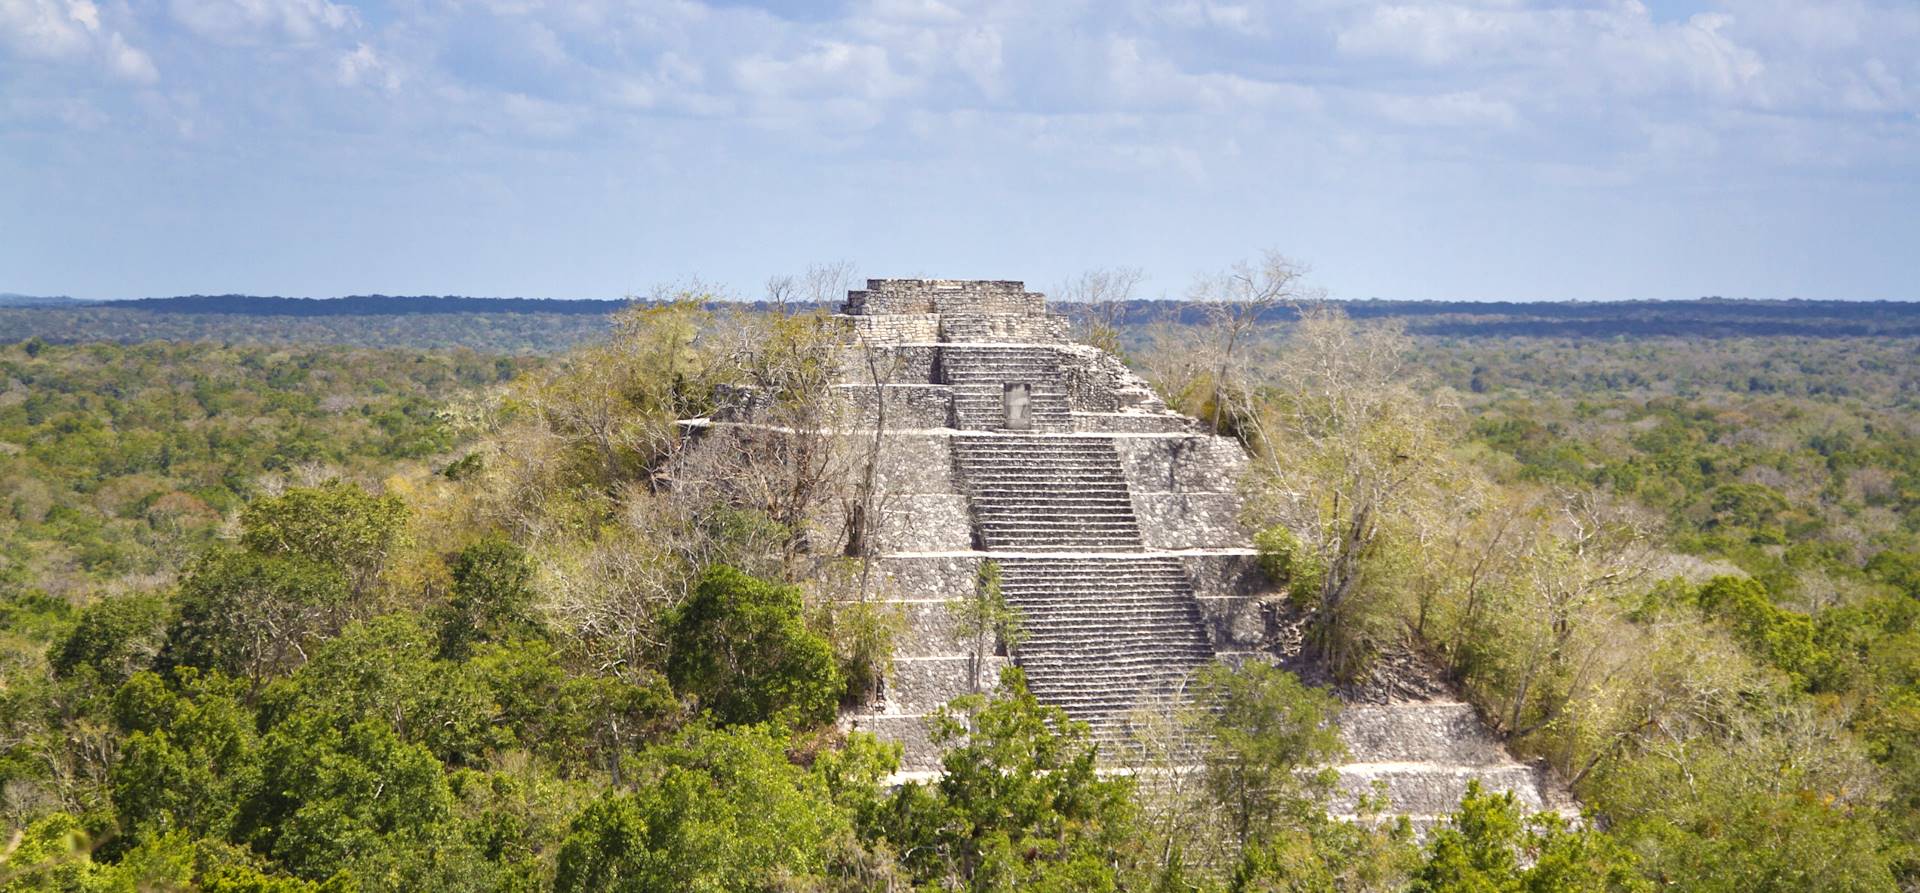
[0,0,1916,300]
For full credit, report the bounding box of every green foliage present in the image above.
[1253,525,1325,604]
[552,723,859,893]
[465,640,680,776]
[160,549,351,687]
[948,561,1024,694]
[242,715,455,881]
[0,340,499,593]
[1592,739,1897,892]
[1691,576,1827,686]
[110,670,260,846]
[49,593,170,689]
[665,565,842,727]
[239,481,409,595]
[1188,661,1346,847]
[258,616,501,766]
[439,536,540,659]
[880,667,1138,891]
[1412,782,1647,893]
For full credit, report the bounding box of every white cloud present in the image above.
[105,30,156,83]
[335,42,396,91]
[0,0,156,82]
[169,0,358,45]
[0,0,102,59]
[734,41,918,102]
[1371,89,1517,128]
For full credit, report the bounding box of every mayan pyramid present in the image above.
[697,278,1573,824]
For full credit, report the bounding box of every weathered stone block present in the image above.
[887,599,972,658]
[1115,435,1250,493]
[1180,552,1267,599]
[869,554,982,600]
[868,495,973,552]
[1073,413,1194,434]
[836,384,953,430]
[1193,594,1269,650]
[843,714,941,770]
[1131,492,1248,550]
[887,655,1007,714]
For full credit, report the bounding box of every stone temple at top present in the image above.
[704,278,1573,824]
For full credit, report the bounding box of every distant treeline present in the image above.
[1,294,1916,351]
[1075,298,1920,338]
[104,294,632,315]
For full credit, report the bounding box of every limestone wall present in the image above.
[835,384,952,430]
[1181,553,1269,651]
[846,313,939,344]
[938,313,1062,343]
[846,279,1044,318]
[1115,435,1251,551]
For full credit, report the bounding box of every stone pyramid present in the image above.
[699,278,1572,822]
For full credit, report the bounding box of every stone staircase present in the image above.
[996,556,1216,734]
[937,345,1072,432]
[950,435,1143,550]
[951,434,1218,742]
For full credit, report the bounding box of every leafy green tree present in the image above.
[1253,525,1326,603]
[1593,736,1895,892]
[881,668,1138,891]
[665,565,841,727]
[438,536,540,659]
[49,593,170,688]
[466,640,679,778]
[1228,817,1417,893]
[948,560,1024,694]
[552,723,858,893]
[161,550,352,690]
[259,616,500,766]
[1691,576,1826,686]
[1188,661,1346,848]
[1412,781,1646,893]
[239,715,455,882]
[239,481,408,597]
[109,670,261,847]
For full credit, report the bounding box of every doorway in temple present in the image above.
[1003,383,1032,430]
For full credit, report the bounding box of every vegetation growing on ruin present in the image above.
[2,275,1919,889]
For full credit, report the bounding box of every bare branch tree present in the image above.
[1058,266,1144,354]
[1190,250,1318,434]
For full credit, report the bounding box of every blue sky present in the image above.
[1,0,1915,301]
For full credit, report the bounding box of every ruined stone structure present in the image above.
[702,278,1571,825]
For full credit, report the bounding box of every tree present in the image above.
[258,615,501,766]
[1059,267,1144,355]
[240,715,455,882]
[109,669,261,847]
[948,561,1025,694]
[1236,304,1449,676]
[49,593,171,689]
[664,565,842,727]
[161,549,352,691]
[1190,250,1315,434]
[1412,781,1647,893]
[552,723,861,893]
[239,480,409,599]
[438,536,540,659]
[1186,662,1346,848]
[881,668,1138,891]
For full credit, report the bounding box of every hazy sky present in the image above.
[2,0,1915,301]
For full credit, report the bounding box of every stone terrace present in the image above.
[696,277,1571,821]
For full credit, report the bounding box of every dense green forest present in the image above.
[2,294,1919,890]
